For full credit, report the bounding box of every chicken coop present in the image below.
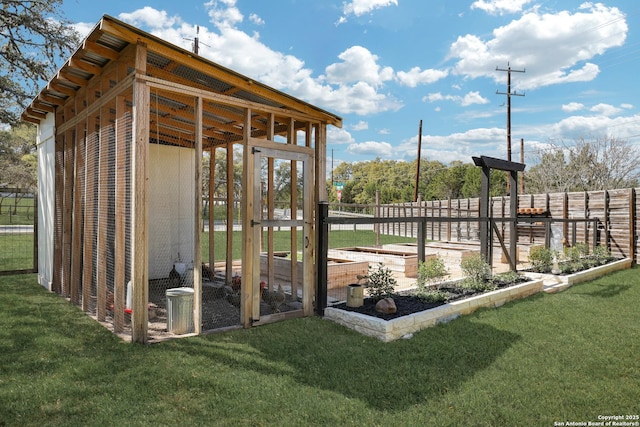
[22,15,342,343]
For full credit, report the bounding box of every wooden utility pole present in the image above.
[496,63,525,162]
[414,119,422,202]
[497,63,525,191]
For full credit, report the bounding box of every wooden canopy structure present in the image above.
[24,15,342,343]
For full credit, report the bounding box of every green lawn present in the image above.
[0,268,638,426]
[0,197,36,226]
[0,233,34,272]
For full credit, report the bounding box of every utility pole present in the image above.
[496,63,525,163]
[414,119,422,202]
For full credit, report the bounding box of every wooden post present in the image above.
[288,118,298,299]
[82,116,97,313]
[193,96,203,334]
[96,109,109,322]
[70,125,85,304]
[131,42,150,344]
[267,114,275,290]
[241,107,256,327]
[208,148,215,270]
[62,130,74,297]
[225,141,233,285]
[52,136,63,294]
[113,95,126,333]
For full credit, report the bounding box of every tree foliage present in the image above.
[525,136,640,193]
[1,0,79,125]
[327,157,507,204]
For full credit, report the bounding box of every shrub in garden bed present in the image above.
[527,244,614,274]
[332,254,529,320]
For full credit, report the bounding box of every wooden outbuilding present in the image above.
[22,15,342,343]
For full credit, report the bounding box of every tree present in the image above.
[526,136,640,193]
[1,0,79,125]
[0,123,37,213]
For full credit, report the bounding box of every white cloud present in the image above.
[249,13,264,25]
[562,102,585,113]
[423,91,489,106]
[448,3,627,90]
[117,4,401,116]
[471,0,534,15]
[590,103,621,116]
[337,0,398,24]
[325,46,394,87]
[378,128,390,135]
[351,120,369,131]
[396,67,449,87]
[327,127,355,145]
[347,140,393,157]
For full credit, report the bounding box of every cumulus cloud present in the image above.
[325,46,394,87]
[562,102,585,113]
[590,103,621,116]
[396,67,449,87]
[337,0,398,25]
[448,3,627,90]
[117,3,402,116]
[470,0,534,15]
[351,120,369,131]
[249,13,264,25]
[423,91,489,106]
[347,140,393,157]
[328,127,356,145]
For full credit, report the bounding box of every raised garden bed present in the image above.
[324,278,544,342]
[525,257,633,293]
[328,246,431,278]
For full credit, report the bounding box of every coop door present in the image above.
[250,143,314,324]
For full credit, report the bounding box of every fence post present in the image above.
[316,201,329,316]
[418,219,426,264]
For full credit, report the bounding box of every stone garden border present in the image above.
[324,279,543,342]
[525,257,633,294]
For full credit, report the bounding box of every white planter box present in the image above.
[325,279,543,342]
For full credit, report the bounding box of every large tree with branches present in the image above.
[1,0,79,126]
[526,135,640,193]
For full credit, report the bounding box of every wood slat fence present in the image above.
[375,188,638,262]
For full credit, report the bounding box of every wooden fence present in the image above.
[376,188,638,262]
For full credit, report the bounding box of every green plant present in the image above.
[461,254,491,283]
[529,246,553,272]
[492,270,523,285]
[417,257,449,290]
[364,262,397,301]
[417,289,449,303]
[592,245,611,263]
[564,243,588,263]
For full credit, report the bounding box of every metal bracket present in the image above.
[252,147,261,154]
[251,219,260,227]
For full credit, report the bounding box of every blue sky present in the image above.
[60,0,639,169]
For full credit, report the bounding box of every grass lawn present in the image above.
[1,269,638,426]
[0,233,34,272]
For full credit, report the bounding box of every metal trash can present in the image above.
[166,287,194,334]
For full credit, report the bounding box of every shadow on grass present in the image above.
[573,283,632,298]
[175,314,521,411]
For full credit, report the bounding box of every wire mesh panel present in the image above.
[0,190,36,275]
